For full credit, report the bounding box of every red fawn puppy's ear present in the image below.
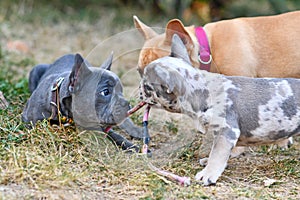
[165,19,193,47]
[133,15,158,40]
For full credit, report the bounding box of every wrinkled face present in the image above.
[94,70,130,125]
[72,69,130,128]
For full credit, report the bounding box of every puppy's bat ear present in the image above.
[171,34,192,65]
[69,53,92,93]
[100,51,113,71]
[164,19,193,47]
[133,15,158,40]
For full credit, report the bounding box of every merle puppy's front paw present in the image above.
[195,167,218,186]
[199,157,208,166]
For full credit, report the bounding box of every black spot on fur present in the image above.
[156,91,160,98]
[144,84,153,91]
[211,124,219,129]
[185,69,191,79]
[190,89,209,112]
[271,126,300,140]
[280,96,297,119]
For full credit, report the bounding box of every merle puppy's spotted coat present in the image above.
[140,34,300,185]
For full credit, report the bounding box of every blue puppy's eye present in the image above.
[100,89,109,96]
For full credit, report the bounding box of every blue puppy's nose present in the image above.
[120,98,129,108]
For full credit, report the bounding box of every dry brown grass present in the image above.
[0,2,299,199]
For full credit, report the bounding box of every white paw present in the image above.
[195,167,218,186]
[276,137,294,150]
[199,157,208,166]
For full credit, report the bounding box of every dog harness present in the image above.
[195,27,212,71]
[49,77,74,126]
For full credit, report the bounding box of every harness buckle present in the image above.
[51,77,65,91]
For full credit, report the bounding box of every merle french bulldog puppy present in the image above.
[22,53,143,150]
[140,34,299,185]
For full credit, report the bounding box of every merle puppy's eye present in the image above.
[144,84,153,91]
[100,89,109,96]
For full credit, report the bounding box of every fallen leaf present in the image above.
[6,40,30,53]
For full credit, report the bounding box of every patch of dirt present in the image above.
[0,184,108,200]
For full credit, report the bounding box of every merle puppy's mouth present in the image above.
[139,83,158,106]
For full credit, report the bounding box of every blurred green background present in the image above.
[1,0,300,26]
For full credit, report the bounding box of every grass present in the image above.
[0,1,299,199]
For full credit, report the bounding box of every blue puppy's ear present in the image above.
[69,53,92,93]
[100,51,113,71]
[170,34,192,65]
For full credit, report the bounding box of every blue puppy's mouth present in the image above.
[96,96,130,126]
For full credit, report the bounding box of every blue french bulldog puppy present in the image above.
[23,53,143,150]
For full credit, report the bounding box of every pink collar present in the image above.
[195,27,212,71]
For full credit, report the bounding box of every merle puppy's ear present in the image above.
[100,52,113,71]
[171,34,192,65]
[69,53,92,93]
